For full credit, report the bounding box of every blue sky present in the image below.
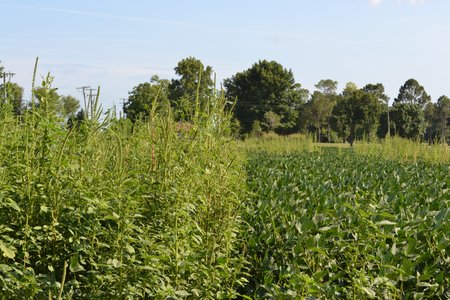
[1,0,449,109]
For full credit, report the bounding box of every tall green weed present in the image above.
[0,76,247,298]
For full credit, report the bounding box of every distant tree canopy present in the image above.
[391,79,431,139]
[0,82,23,115]
[124,75,170,122]
[224,60,308,134]
[60,95,80,118]
[424,95,450,144]
[301,79,339,142]
[332,88,383,145]
[2,56,447,144]
[169,56,214,109]
[124,57,213,122]
[116,57,450,144]
[315,79,338,95]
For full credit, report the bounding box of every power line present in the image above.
[76,85,90,111]
[1,71,15,100]
[119,98,127,118]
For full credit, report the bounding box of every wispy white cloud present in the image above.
[0,4,210,28]
[369,0,425,6]
[369,0,383,6]
[405,0,425,4]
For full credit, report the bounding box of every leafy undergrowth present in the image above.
[0,92,247,299]
[243,148,449,299]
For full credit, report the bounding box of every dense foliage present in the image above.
[224,60,308,134]
[0,79,247,298]
[123,75,170,122]
[243,149,449,299]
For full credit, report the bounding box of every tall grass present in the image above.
[240,132,317,154]
[0,75,247,298]
[355,136,450,164]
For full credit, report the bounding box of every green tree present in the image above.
[434,95,450,144]
[304,92,335,141]
[263,110,281,132]
[315,79,338,95]
[169,57,214,111]
[424,102,436,142]
[332,89,382,146]
[303,79,339,142]
[0,82,23,115]
[395,79,431,106]
[59,95,80,118]
[362,83,390,138]
[124,75,170,122]
[225,60,308,134]
[391,79,431,139]
[342,82,358,97]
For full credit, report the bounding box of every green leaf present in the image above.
[126,244,135,254]
[108,258,121,268]
[417,282,438,288]
[0,241,16,259]
[70,254,85,273]
[361,287,376,298]
[376,220,397,226]
[0,264,12,272]
[175,290,191,297]
[4,198,21,212]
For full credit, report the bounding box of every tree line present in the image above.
[1,58,449,144]
[121,57,449,145]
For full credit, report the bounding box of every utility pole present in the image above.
[1,71,15,101]
[76,86,90,113]
[87,88,98,119]
[120,98,127,117]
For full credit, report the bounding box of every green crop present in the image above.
[242,148,449,299]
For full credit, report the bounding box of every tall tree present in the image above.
[363,83,390,138]
[395,79,431,106]
[332,89,383,146]
[315,79,338,95]
[303,79,339,142]
[224,60,308,134]
[434,95,450,144]
[304,91,336,141]
[124,75,170,122]
[423,102,436,142]
[169,57,214,110]
[391,79,431,139]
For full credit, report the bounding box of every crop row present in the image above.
[243,149,449,299]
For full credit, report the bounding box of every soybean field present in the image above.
[242,149,449,299]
